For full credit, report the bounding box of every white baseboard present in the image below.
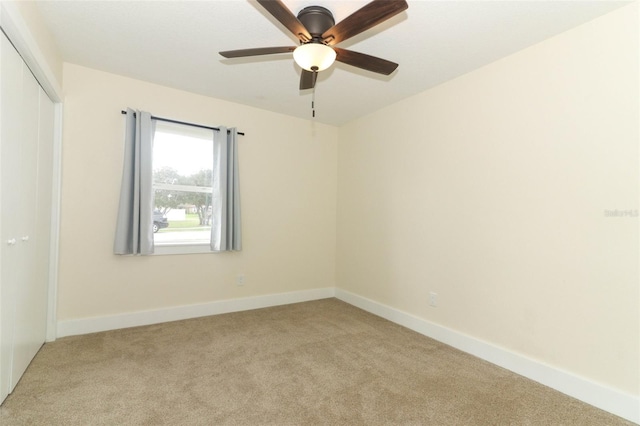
[335,288,640,425]
[56,287,335,338]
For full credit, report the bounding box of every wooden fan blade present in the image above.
[322,0,408,46]
[300,69,317,90]
[257,0,311,42]
[334,47,398,75]
[220,46,295,58]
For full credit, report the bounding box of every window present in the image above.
[152,121,214,254]
[115,109,241,256]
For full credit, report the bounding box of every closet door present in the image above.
[9,57,47,388]
[0,30,24,403]
[0,31,52,402]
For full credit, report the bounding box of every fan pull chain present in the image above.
[311,67,318,119]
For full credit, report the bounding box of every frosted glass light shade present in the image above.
[293,43,336,71]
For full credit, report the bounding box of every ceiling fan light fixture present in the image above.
[293,43,336,72]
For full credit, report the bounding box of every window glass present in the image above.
[152,121,214,248]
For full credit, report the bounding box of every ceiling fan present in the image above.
[219,0,408,90]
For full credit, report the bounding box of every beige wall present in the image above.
[337,3,639,396]
[58,64,338,320]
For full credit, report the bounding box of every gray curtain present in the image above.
[211,127,242,251]
[114,109,155,255]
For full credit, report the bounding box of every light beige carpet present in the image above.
[0,298,633,425]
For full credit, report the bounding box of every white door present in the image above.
[0,31,52,402]
[9,54,48,389]
[0,29,25,403]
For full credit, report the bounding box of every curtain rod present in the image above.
[120,110,245,136]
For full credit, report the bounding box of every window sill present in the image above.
[153,243,214,255]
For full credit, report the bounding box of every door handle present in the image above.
[7,238,16,246]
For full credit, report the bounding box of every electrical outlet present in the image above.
[429,291,438,307]
[236,274,245,286]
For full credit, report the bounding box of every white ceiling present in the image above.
[35,0,629,126]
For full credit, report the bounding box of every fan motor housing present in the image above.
[297,6,335,38]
